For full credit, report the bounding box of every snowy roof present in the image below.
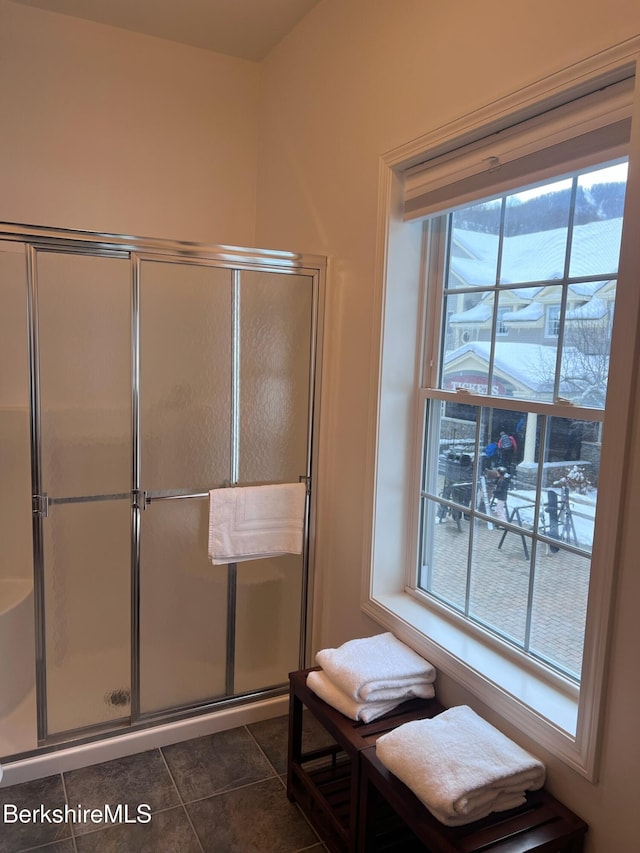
[443,340,608,405]
[444,341,554,392]
[567,296,609,320]
[568,280,609,299]
[450,302,493,323]
[452,229,499,260]
[566,219,622,278]
[449,217,622,287]
[503,302,544,322]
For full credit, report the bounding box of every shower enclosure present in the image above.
[0,223,325,763]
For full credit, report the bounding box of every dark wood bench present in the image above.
[358,744,587,852]
[287,667,587,853]
[287,667,444,853]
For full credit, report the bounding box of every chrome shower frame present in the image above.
[0,221,326,759]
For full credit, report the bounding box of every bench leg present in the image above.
[287,684,303,802]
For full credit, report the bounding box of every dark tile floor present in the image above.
[0,714,331,853]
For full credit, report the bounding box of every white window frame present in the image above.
[545,304,561,338]
[363,39,640,781]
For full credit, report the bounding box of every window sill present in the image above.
[362,589,593,778]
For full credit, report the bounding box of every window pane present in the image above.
[447,201,501,288]
[500,178,571,285]
[560,283,613,407]
[570,163,627,278]
[529,547,589,678]
[441,297,491,393]
[468,526,532,645]
[541,417,597,554]
[420,496,469,611]
[427,402,477,497]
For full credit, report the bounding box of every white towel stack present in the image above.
[307,632,437,723]
[376,705,546,827]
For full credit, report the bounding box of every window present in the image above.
[365,52,640,780]
[419,161,626,684]
[545,304,561,338]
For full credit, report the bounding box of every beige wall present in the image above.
[0,0,259,244]
[256,1,640,850]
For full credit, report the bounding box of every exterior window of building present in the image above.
[545,305,561,338]
[418,161,626,683]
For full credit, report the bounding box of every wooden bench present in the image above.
[358,745,588,852]
[287,667,444,853]
[287,667,587,853]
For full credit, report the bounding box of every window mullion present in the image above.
[422,218,449,389]
[488,198,507,398]
[554,176,579,401]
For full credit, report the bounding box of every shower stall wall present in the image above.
[0,224,325,766]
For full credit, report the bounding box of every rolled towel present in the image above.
[315,632,436,702]
[376,705,545,827]
[307,670,436,723]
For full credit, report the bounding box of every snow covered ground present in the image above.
[503,486,596,550]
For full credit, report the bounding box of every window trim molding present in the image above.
[364,37,640,782]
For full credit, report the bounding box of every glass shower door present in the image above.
[35,251,132,738]
[137,261,314,713]
[33,249,317,733]
[138,260,232,714]
[233,270,313,693]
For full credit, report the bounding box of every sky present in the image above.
[513,160,628,203]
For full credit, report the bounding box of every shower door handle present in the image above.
[32,493,49,518]
[132,489,148,510]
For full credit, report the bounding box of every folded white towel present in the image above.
[208,482,306,565]
[376,705,546,827]
[307,670,436,723]
[315,633,436,702]
[306,670,400,722]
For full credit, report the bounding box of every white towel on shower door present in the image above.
[208,482,306,565]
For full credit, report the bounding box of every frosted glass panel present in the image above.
[44,499,130,734]
[140,261,232,492]
[0,241,29,408]
[139,497,227,713]
[36,251,132,738]
[0,242,32,578]
[238,272,312,483]
[233,555,303,694]
[0,241,37,757]
[37,252,131,497]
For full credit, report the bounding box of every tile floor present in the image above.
[0,714,331,853]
